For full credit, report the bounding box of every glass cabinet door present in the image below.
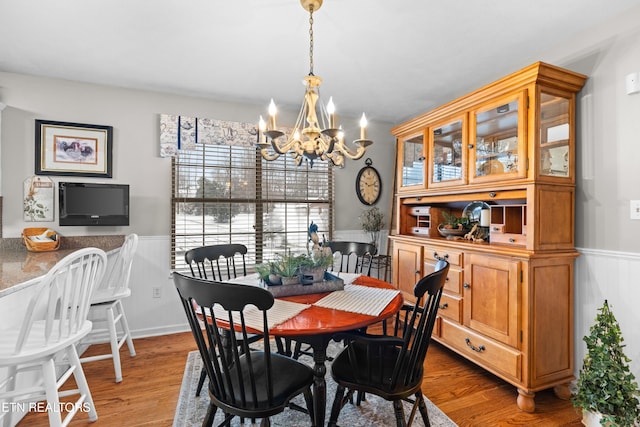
[399,133,425,190]
[428,116,467,188]
[470,91,527,183]
[539,91,571,178]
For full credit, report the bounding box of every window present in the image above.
[171,143,334,273]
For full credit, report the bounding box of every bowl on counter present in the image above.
[437,224,468,238]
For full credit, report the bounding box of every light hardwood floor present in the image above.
[19,331,582,426]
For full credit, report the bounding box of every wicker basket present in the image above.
[22,227,61,252]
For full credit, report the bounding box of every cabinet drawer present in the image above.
[438,294,461,323]
[423,246,463,267]
[490,233,526,247]
[490,224,505,233]
[410,206,432,216]
[411,227,431,236]
[424,262,462,294]
[441,320,522,381]
[444,268,462,294]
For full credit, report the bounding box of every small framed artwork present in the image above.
[23,176,55,222]
[35,119,113,178]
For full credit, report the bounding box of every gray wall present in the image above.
[0,73,395,239]
[544,6,640,252]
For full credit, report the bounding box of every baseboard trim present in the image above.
[131,323,190,339]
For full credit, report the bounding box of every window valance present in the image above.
[160,114,258,157]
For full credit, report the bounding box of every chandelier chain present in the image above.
[308,6,314,75]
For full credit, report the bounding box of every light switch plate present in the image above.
[631,200,640,220]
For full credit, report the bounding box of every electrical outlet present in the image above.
[631,200,640,220]
[152,287,162,298]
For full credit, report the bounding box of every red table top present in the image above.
[269,275,404,336]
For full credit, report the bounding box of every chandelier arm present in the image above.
[270,137,296,155]
[333,140,367,160]
[259,148,282,161]
[269,99,307,154]
[316,87,331,131]
[324,151,344,167]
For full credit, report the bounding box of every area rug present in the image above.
[173,341,458,426]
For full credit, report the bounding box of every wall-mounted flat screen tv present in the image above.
[59,182,129,226]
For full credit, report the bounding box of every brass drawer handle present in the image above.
[465,337,486,353]
[433,251,449,261]
[438,303,448,310]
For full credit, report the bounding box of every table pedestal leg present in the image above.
[310,343,327,427]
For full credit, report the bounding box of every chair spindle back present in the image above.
[184,244,247,281]
[16,248,107,353]
[327,241,377,276]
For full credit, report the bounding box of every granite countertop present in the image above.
[0,235,125,296]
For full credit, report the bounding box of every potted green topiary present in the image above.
[359,206,385,249]
[299,248,333,283]
[271,253,304,285]
[572,300,640,426]
[254,262,273,283]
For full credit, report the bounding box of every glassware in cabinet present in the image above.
[428,115,467,188]
[398,132,426,191]
[470,91,528,183]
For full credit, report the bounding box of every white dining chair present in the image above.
[0,247,107,427]
[80,234,138,382]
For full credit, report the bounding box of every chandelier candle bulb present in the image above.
[327,97,336,128]
[360,113,368,140]
[268,99,277,130]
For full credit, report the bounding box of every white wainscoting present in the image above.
[574,248,640,379]
[126,236,639,379]
[122,236,188,338]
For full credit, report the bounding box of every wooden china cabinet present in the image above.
[389,62,587,412]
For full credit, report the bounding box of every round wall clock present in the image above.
[356,158,382,205]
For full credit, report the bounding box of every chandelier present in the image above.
[256,0,372,167]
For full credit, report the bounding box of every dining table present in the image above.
[224,272,404,427]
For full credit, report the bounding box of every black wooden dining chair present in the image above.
[185,243,248,281]
[327,241,377,275]
[173,272,315,427]
[184,244,262,397]
[327,260,450,427]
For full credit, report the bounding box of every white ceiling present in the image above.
[1,1,639,124]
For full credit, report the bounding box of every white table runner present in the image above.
[312,284,400,316]
[328,272,361,285]
[224,273,261,286]
[203,299,310,332]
